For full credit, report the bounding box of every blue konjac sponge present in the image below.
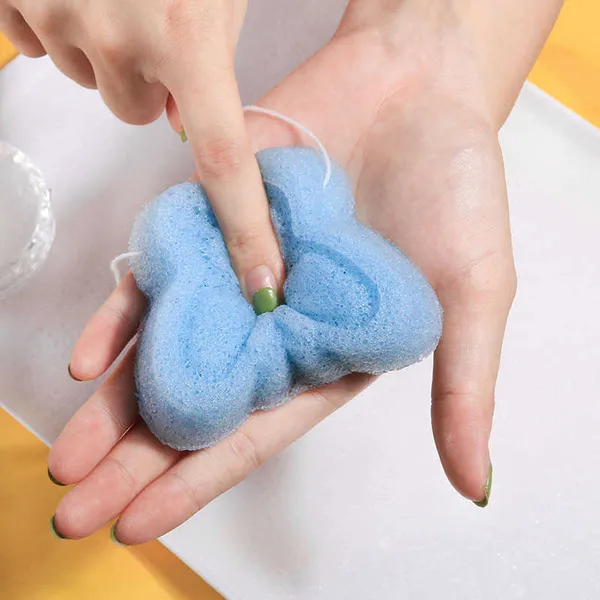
[129,147,442,451]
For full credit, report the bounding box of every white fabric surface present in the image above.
[1,2,600,598]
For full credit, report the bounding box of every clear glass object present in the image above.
[0,141,55,300]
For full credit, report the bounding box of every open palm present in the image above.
[50,31,515,544]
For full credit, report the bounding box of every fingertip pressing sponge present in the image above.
[129,147,442,451]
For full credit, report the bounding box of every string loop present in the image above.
[110,251,141,284]
[243,105,332,187]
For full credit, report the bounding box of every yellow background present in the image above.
[0,1,598,598]
[528,0,600,128]
[0,410,224,600]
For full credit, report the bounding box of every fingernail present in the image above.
[246,265,279,315]
[180,128,187,143]
[110,522,127,547]
[67,364,82,382]
[49,515,67,540]
[48,468,66,487]
[253,287,278,315]
[473,463,493,508]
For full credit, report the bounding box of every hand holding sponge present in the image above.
[129,147,442,450]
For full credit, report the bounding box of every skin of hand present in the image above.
[0,0,285,303]
[48,0,563,544]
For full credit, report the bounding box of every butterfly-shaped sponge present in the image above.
[129,147,443,451]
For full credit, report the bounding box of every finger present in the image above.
[49,346,139,485]
[161,40,285,302]
[7,3,95,86]
[53,422,179,540]
[83,27,167,124]
[167,96,307,159]
[93,62,169,125]
[70,271,145,381]
[42,43,97,89]
[431,263,516,505]
[114,373,374,545]
[0,7,46,57]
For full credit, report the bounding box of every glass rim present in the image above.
[0,141,55,300]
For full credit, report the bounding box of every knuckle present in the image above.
[18,43,46,59]
[195,137,245,180]
[226,430,261,473]
[93,26,129,65]
[29,5,59,34]
[450,253,517,308]
[432,389,481,406]
[105,455,138,493]
[311,387,348,413]
[226,225,265,256]
[95,402,126,432]
[169,471,203,514]
[118,98,165,126]
[103,295,132,330]
[93,397,129,436]
[78,77,98,90]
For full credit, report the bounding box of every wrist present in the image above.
[338,0,562,129]
[337,1,499,128]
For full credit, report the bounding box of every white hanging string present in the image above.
[243,105,332,188]
[110,251,141,284]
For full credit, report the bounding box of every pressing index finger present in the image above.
[161,38,285,304]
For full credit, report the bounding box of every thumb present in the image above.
[431,264,516,506]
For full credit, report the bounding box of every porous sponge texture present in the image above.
[129,147,442,450]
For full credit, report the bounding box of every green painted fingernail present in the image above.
[252,287,278,315]
[49,515,67,540]
[67,364,81,382]
[474,463,493,508]
[48,468,66,487]
[110,522,127,547]
[180,128,188,143]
